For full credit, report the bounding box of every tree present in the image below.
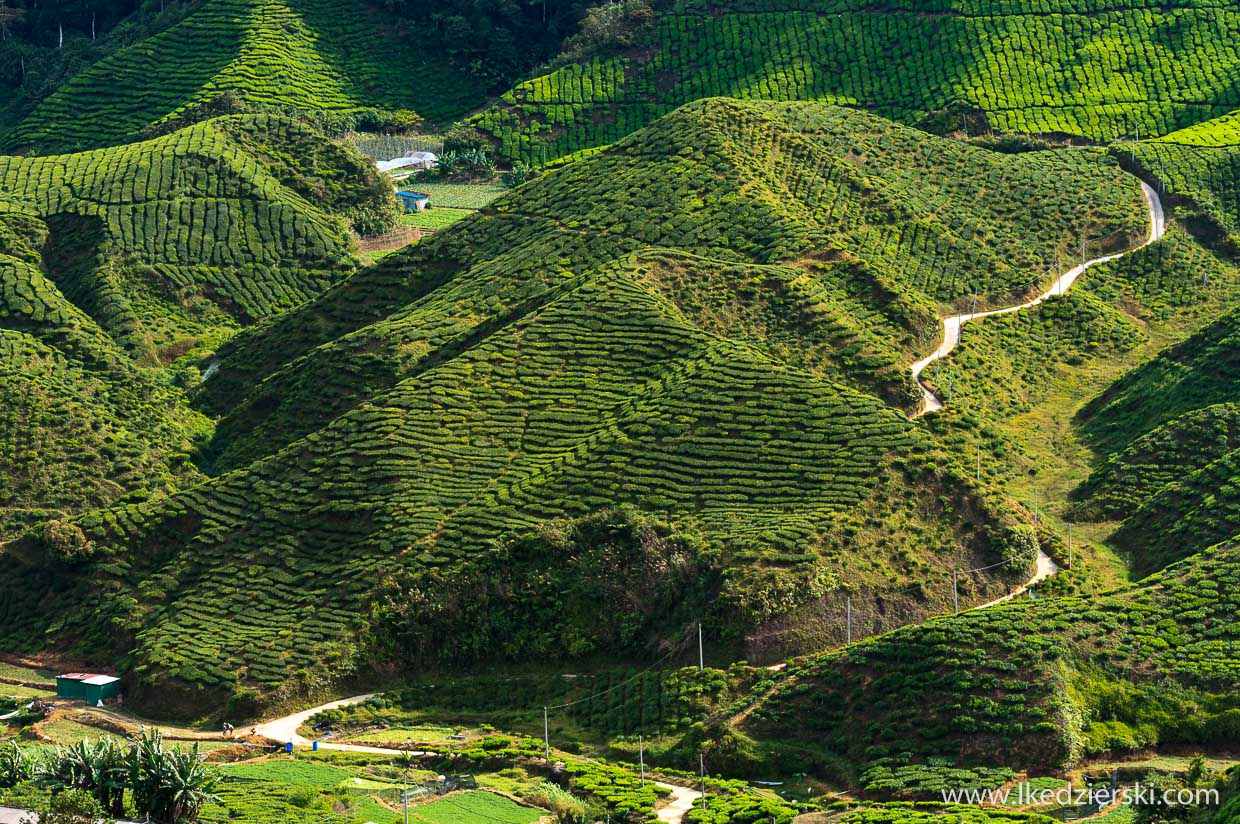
[127,731,219,824]
[36,738,126,817]
[0,741,33,788]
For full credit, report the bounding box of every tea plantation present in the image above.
[199,98,1143,472]
[2,0,484,154]
[0,206,207,523]
[0,99,1156,712]
[474,0,1240,164]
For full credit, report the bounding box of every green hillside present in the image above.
[1073,404,1240,522]
[474,0,1240,165]
[1,0,484,154]
[0,113,389,361]
[1079,310,1240,462]
[742,538,1240,777]
[199,99,1142,473]
[0,99,1153,714]
[0,206,207,526]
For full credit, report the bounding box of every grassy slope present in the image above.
[474,0,1240,164]
[742,538,1240,777]
[918,217,1240,588]
[0,99,1153,713]
[2,0,483,154]
[1080,309,1240,574]
[0,114,383,361]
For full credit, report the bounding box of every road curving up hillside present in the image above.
[911,181,1167,416]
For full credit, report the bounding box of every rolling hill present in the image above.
[0,98,1154,715]
[0,203,207,531]
[199,99,1143,472]
[0,0,485,154]
[0,113,390,362]
[473,0,1240,165]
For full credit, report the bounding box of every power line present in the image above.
[545,629,695,711]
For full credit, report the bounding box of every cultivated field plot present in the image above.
[403,208,474,232]
[408,792,543,824]
[408,183,508,210]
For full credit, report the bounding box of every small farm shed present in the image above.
[376,151,439,173]
[56,673,122,704]
[396,191,430,212]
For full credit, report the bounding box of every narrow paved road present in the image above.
[912,182,1166,416]
[253,693,381,750]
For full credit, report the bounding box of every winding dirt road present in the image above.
[974,549,1060,611]
[911,182,1166,416]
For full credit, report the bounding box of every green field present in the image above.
[0,663,56,685]
[403,208,474,232]
[221,759,356,787]
[406,184,508,210]
[409,792,543,824]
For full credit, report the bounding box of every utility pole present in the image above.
[846,595,852,645]
[700,754,707,812]
[639,736,645,787]
[402,754,410,824]
[977,443,981,482]
[952,570,959,615]
[1067,523,1073,569]
[543,707,550,761]
[698,623,704,671]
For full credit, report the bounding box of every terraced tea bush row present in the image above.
[1072,404,1240,521]
[475,2,1240,164]
[384,665,752,739]
[834,804,1056,824]
[1111,448,1240,576]
[1078,308,1240,462]
[860,765,1015,799]
[0,210,206,522]
[4,0,483,153]
[1131,139,1240,246]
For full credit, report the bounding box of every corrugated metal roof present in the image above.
[81,675,120,686]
